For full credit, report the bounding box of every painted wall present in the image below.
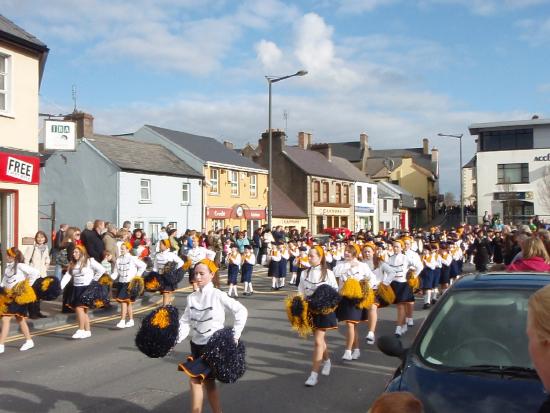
[39,141,118,233]
[119,171,202,234]
[354,182,378,232]
[0,43,40,152]
[533,124,550,149]
[462,166,476,206]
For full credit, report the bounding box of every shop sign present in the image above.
[314,207,350,215]
[0,151,40,185]
[534,154,550,161]
[244,209,266,220]
[356,206,375,213]
[494,192,533,201]
[44,120,76,151]
[206,207,232,218]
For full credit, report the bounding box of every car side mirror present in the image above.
[377,335,407,360]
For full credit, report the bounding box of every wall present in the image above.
[39,141,118,233]
[377,197,395,229]
[476,148,550,219]
[462,166,476,206]
[0,43,40,152]
[390,158,430,222]
[354,181,378,232]
[533,124,550,149]
[119,171,202,233]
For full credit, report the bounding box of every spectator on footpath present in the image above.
[82,220,105,263]
[102,223,119,262]
[507,237,550,272]
[253,227,262,264]
[368,392,424,413]
[24,230,50,319]
[80,221,94,246]
[51,223,68,261]
[122,220,132,232]
[527,284,550,413]
[235,231,249,253]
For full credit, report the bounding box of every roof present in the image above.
[86,135,203,178]
[463,155,476,169]
[369,148,434,173]
[453,272,550,290]
[331,156,373,183]
[377,183,399,199]
[0,15,49,83]
[283,146,353,181]
[272,184,307,218]
[469,118,550,135]
[378,181,416,208]
[365,158,403,178]
[145,125,266,172]
[330,141,363,163]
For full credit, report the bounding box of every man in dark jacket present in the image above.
[82,219,105,262]
[469,230,491,272]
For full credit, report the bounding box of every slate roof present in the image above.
[145,125,266,171]
[369,148,434,173]
[0,14,48,50]
[330,142,363,163]
[272,184,307,218]
[378,181,416,208]
[365,158,403,178]
[331,156,373,183]
[463,155,476,169]
[377,183,398,199]
[86,135,203,178]
[283,146,353,181]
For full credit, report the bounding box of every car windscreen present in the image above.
[417,289,533,369]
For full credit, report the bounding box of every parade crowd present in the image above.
[2,217,550,412]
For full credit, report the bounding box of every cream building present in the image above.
[0,15,48,254]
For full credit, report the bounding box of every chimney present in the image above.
[360,133,369,150]
[260,129,286,165]
[64,111,94,139]
[298,131,313,149]
[422,138,429,155]
[223,140,234,150]
[431,147,439,177]
[310,143,332,162]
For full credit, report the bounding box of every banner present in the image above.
[0,151,40,185]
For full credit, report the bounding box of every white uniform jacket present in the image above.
[112,253,147,283]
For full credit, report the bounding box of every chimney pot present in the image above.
[360,133,369,150]
[423,138,429,155]
[223,141,234,150]
[64,111,94,139]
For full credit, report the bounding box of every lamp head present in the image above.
[296,70,308,76]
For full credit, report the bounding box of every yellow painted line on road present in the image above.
[5,286,194,344]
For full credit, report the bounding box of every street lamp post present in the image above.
[438,133,464,225]
[266,70,308,230]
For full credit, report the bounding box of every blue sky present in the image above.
[3,0,550,196]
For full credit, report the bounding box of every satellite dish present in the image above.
[383,158,395,172]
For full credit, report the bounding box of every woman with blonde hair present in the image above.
[507,237,550,272]
[527,284,550,412]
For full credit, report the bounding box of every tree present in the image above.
[444,192,456,206]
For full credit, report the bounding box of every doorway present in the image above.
[0,190,17,272]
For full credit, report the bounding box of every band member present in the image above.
[185,237,216,291]
[226,244,241,298]
[153,239,185,306]
[241,245,255,296]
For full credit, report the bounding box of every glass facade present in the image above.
[479,129,533,152]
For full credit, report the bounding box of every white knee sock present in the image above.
[424,290,432,304]
[272,277,277,288]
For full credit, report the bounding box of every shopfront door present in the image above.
[0,190,16,272]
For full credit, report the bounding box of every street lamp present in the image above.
[266,70,308,229]
[438,132,464,225]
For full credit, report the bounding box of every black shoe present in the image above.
[29,315,39,320]
[422,303,431,310]
[38,313,48,318]
[271,287,277,291]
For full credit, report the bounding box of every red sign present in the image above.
[0,151,40,185]
[244,209,266,220]
[206,207,233,219]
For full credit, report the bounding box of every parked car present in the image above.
[323,227,352,240]
[377,272,550,413]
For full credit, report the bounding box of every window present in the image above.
[322,182,329,203]
[343,185,349,204]
[367,187,372,204]
[229,170,239,196]
[210,168,219,194]
[393,199,399,210]
[383,200,388,213]
[497,163,529,184]
[313,181,320,202]
[182,183,190,204]
[149,222,163,245]
[140,179,151,201]
[212,219,225,231]
[0,54,9,112]
[134,221,144,229]
[250,174,257,198]
[247,219,261,235]
[336,183,342,203]
[356,185,363,204]
[479,129,533,152]
[169,221,178,229]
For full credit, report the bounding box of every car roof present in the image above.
[453,272,550,290]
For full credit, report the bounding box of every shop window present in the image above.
[497,163,529,184]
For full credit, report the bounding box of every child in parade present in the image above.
[241,245,255,296]
[186,237,216,291]
[177,259,248,413]
[298,246,339,387]
[403,237,423,327]
[334,244,375,360]
[0,247,41,353]
[278,242,290,289]
[112,242,147,328]
[153,239,185,306]
[288,242,300,285]
[226,243,241,298]
[419,246,437,309]
[268,241,282,290]
[438,243,453,296]
[23,230,50,319]
[296,246,310,287]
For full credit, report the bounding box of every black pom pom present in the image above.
[135,305,180,358]
[144,272,164,292]
[203,328,246,383]
[33,276,62,301]
[290,296,305,318]
[80,281,110,309]
[307,284,341,314]
[163,264,184,287]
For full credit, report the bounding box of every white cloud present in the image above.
[517,17,550,45]
[255,40,283,69]
[418,0,550,15]
[537,83,550,93]
[336,0,398,13]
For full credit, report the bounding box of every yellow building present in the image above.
[0,15,48,251]
[132,125,268,233]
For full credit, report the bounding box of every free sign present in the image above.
[6,156,33,183]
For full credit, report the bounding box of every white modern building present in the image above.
[40,132,203,243]
[469,118,550,224]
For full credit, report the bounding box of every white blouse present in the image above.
[334,260,375,290]
[2,262,41,289]
[178,282,248,345]
[153,250,185,273]
[112,253,147,283]
[297,265,338,297]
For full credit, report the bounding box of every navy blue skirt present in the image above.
[440,265,451,285]
[114,282,135,303]
[450,260,459,278]
[241,263,253,283]
[391,281,415,303]
[228,264,239,285]
[420,268,436,290]
[2,300,29,318]
[311,311,338,330]
[278,258,288,278]
[268,259,280,277]
[433,268,441,286]
[67,285,89,309]
[289,256,298,272]
[336,297,362,323]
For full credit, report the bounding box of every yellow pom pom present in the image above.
[340,278,363,300]
[358,280,375,309]
[145,278,161,291]
[151,308,171,329]
[285,295,313,338]
[99,273,113,287]
[13,280,37,305]
[377,283,396,305]
[129,276,145,297]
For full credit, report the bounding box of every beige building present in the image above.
[0,15,48,253]
[462,155,477,207]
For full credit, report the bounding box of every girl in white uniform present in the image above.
[153,240,185,306]
[113,241,147,328]
[298,246,338,387]
[0,247,41,353]
[177,259,247,413]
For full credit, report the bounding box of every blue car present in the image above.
[378,272,550,413]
